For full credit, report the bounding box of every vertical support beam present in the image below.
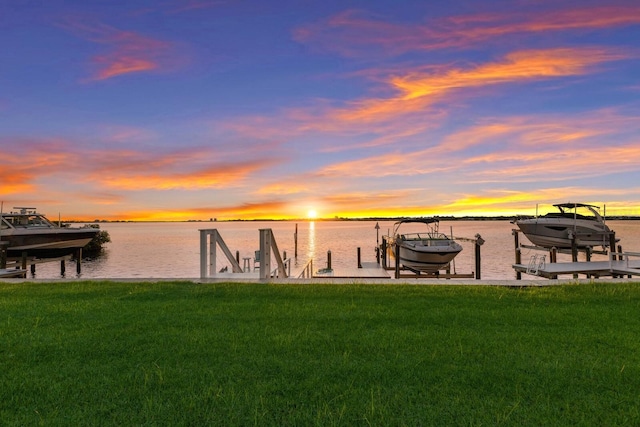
[76,248,82,274]
[381,238,387,268]
[327,250,332,270]
[30,263,36,276]
[475,240,481,280]
[571,233,578,279]
[550,247,557,279]
[394,242,400,279]
[209,230,217,277]
[0,243,7,269]
[294,224,298,259]
[61,259,66,276]
[200,229,208,278]
[21,252,27,272]
[259,229,272,279]
[513,230,521,280]
[357,247,362,268]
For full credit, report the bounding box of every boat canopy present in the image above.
[393,218,439,226]
[553,203,600,210]
[552,203,604,221]
[392,218,440,235]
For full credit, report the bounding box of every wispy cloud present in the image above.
[222,46,626,154]
[60,20,179,80]
[293,5,640,56]
[313,109,640,183]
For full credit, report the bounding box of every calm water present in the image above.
[26,220,640,280]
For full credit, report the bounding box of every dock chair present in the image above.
[253,250,261,271]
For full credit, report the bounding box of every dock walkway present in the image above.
[313,262,391,279]
[513,260,640,279]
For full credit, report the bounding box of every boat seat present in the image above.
[253,250,260,270]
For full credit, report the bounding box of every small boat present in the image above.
[0,207,99,257]
[386,218,463,272]
[513,203,614,249]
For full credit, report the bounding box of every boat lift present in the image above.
[379,233,484,280]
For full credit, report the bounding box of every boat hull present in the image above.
[1,228,99,258]
[515,218,611,249]
[393,241,462,272]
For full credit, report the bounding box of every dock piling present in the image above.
[513,230,522,280]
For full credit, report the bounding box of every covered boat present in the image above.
[387,218,462,272]
[0,207,99,257]
[513,203,613,249]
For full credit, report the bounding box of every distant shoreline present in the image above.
[65,216,640,224]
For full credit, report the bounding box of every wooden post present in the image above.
[571,233,578,279]
[21,252,27,272]
[609,232,617,257]
[76,248,82,274]
[513,230,521,280]
[235,250,239,264]
[294,224,298,259]
[61,259,66,276]
[357,247,362,268]
[375,222,380,264]
[327,250,332,270]
[0,242,6,269]
[381,238,387,268]
[475,240,481,280]
[394,242,400,279]
[550,247,557,279]
[618,244,631,278]
[30,263,36,275]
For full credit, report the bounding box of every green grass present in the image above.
[1,281,640,426]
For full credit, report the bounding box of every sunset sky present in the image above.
[2,0,640,221]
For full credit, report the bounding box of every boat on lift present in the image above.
[513,203,614,249]
[386,218,463,272]
[0,207,99,257]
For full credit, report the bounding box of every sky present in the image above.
[2,0,640,221]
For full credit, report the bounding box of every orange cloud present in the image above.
[336,47,625,123]
[222,47,626,152]
[294,6,640,56]
[80,146,285,190]
[0,139,81,195]
[60,21,177,80]
[96,160,275,190]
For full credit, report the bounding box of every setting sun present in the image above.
[307,209,317,219]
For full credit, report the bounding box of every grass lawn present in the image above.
[1,281,639,426]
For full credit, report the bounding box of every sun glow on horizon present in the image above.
[307,209,318,219]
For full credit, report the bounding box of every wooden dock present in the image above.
[313,262,391,279]
[513,259,640,279]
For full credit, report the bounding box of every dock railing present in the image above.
[298,259,314,279]
[610,250,640,270]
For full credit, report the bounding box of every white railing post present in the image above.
[259,229,272,279]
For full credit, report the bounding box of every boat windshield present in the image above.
[0,216,11,230]
[3,214,56,228]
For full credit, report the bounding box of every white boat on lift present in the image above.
[513,203,614,249]
[0,207,98,257]
[387,218,463,272]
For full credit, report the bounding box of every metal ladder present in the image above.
[526,254,546,275]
